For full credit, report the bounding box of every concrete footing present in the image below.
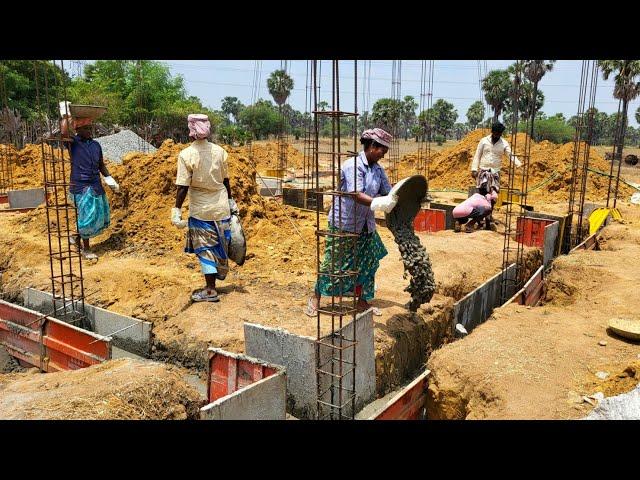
[8,188,45,209]
[22,288,152,357]
[244,309,376,419]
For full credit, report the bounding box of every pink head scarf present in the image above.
[188,114,211,140]
[361,128,392,147]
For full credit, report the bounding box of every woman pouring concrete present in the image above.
[304,128,398,317]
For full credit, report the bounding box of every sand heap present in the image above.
[249,142,305,170]
[104,140,316,257]
[1,144,47,190]
[400,129,633,202]
[4,139,318,281]
[0,358,202,420]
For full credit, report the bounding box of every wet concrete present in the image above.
[386,176,436,311]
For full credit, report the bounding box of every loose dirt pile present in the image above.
[425,216,640,420]
[0,358,203,419]
[400,130,634,202]
[249,142,305,170]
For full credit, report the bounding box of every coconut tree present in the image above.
[599,60,640,160]
[481,70,511,122]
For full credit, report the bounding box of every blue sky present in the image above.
[69,60,640,128]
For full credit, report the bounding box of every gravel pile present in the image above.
[95,129,157,164]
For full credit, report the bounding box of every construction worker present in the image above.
[171,114,238,303]
[304,127,396,318]
[470,122,521,230]
[59,102,119,260]
[453,191,497,233]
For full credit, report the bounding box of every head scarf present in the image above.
[188,114,211,140]
[361,127,392,147]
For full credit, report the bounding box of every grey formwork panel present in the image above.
[453,264,517,333]
[22,288,152,357]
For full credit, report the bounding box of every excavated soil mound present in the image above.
[250,142,305,170]
[0,358,202,419]
[5,140,317,268]
[400,129,634,202]
[426,215,640,420]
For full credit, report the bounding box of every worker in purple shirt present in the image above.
[304,127,398,317]
[60,102,119,260]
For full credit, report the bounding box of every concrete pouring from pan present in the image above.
[386,175,428,223]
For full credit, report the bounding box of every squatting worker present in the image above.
[304,127,398,318]
[59,101,119,260]
[470,122,521,230]
[453,191,497,233]
[171,114,239,303]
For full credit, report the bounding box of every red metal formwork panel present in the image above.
[414,208,446,233]
[521,266,544,306]
[0,301,45,368]
[43,319,111,371]
[0,300,110,372]
[571,232,598,252]
[373,370,430,420]
[208,350,279,403]
[516,217,555,248]
[0,194,8,204]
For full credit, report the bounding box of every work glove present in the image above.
[471,170,478,179]
[370,193,398,213]
[228,198,239,216]
[59,100,72,118]
[103,176,120,193]
[171,207,187,229]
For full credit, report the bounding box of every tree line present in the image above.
[1,60,638,148]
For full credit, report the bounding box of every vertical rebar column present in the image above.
[417,61,434,184]
[302,60,317,208]
[606,95,627,210]
[276,61,290,196]
[136,60,150,154]
[565,61,598,251]
[499,61,524,303]
[576,62,599,242]
[0,63,15,197]
[37,60,88,329]
[389,60,402,184]
[314,60,359,420]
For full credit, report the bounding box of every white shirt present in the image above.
[175,139,230,221]
[471,135,521,173]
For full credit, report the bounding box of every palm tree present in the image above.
[522,60,554,135]
[267,69,294,107]
[599,60,640,160]
[482,70,511,122]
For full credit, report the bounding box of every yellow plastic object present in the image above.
[588,207,622,234]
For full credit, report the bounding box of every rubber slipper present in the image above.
[192,289,220,302]
[371,307,383,316]
[304,297,317,317]
[81,250,98,260]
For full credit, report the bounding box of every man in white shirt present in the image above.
[470,122,521,230]
[170,114,239,303]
